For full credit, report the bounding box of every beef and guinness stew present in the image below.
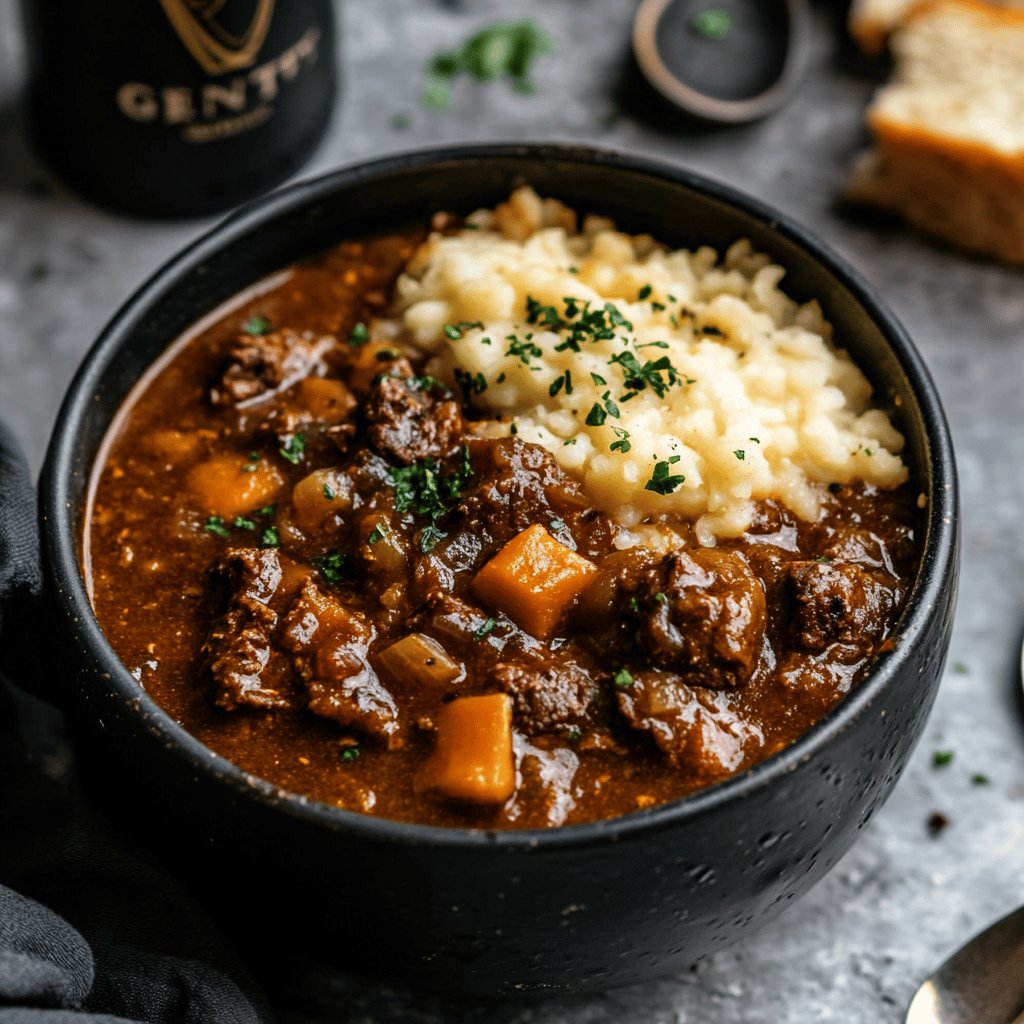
[86,193,918,829]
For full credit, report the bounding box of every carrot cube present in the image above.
[472,524,597,640]
[419,694,515,805]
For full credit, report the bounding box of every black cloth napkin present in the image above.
[0,420,275,1024]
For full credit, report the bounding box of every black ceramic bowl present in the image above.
[37,144,958,995]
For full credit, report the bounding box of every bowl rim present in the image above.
[40,141,958,851]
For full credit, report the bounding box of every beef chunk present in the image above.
[458,438,614,556]
[281,580,402,747]
[616,670,762,777]
[204,548,290,711]
[494,658,598,735]
[212,330,334,408]
[642,549,767,689]
[366,373,462,465]
[787,561,900,652]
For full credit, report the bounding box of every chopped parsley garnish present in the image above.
[628,597,640,613]
[700,324,724,336]
[568,266,579,275]
[243,315,270,336]
[367,522,389,545]
[340,745,361,763]
[408,375,453,397]
[279,433,306,465]
[233,516,257,532]
[645,457,686,495]
[473,617,498,640]
[419,524,447,553]
[609,351,683,399]
[323,483,336,500]
[613,668,634,689]
[691,7,732,39]
[509,423,518,436]
[260,526,280,548]
[423,20,553,110]
[932,750,954,767]
[347,322,370,346]
[312,550,345,584]
[566,726,582,742]
[971,773,990,786]
[549,518,566,532]
[454,368,487,398]
[749,437,761,444]
[590,372,607,387]
[585,403,606,427]
[505,334,544,365]
[637,284,652,301]
[202,516,231,539]
[443,320,484,340]
[256,504,276,518]
[654,592,668,603]
[610,427,631,453]
[734,449,745,461]
[953,662,968,674]
[387,447,473,545]
[548,370,573,397]
[525,296,563,328]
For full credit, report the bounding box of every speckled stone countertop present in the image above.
[1,2,1022,1021]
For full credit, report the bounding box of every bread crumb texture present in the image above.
[848,0,1024,55]
[390,188,907,546]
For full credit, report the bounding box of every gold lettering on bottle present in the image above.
[116,83,159,121]
[114,26,323,139]
[202,78,248,120]
[248,62,280,102]
[162,88,197,124]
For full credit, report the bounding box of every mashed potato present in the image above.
[390,188,907,544]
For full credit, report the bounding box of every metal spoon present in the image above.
[904,904,1024,1022]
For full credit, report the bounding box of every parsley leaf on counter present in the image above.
[423,21,553,111]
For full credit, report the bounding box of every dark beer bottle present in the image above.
[21,1,337,217]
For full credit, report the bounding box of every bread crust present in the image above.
[848,119,1024,262]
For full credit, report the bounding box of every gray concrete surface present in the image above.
[1,2,1023,1021]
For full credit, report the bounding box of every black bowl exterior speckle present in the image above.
[39,145,959,995]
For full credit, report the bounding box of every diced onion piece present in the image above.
[418,694,515,805]
[378,633,462,687]
[472,524,597,640]
[187,453,283,519]
[292,468,349,531]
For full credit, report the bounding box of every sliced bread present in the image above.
[846,0,1024,263]
[848,0,1024,55]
